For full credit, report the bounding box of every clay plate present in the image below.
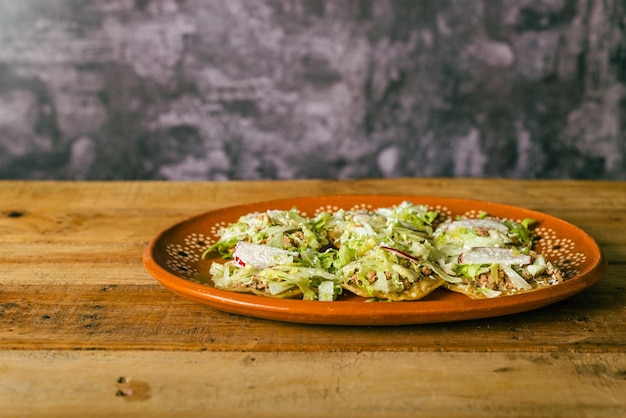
[142,195,607,325]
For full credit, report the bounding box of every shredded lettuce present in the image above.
[202,203,553,301]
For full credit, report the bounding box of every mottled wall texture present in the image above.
[1,0,625,180]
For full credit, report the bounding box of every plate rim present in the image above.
[142,194,608,325]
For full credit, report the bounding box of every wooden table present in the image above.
[1,179,625,417]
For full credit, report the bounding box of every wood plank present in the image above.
[1,179,625,211]
[1,265,623,352]
[0,242,149,285]
[1,350,624,418]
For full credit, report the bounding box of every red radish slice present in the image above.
[459,247,531,265]
[232,242,296,269]
[380,245,421,263]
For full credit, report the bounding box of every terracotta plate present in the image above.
[142,195,607,325]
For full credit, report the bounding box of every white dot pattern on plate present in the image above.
[166,243,201,263]
[160,205,588,282]
[210,221,228,237]
[314,205,347,215]
[461,209,488,219]
[534,226,586,277]
[350,203,373,211]
[432,205,453,223]
[184,233,211,253]
[165,258,198,279]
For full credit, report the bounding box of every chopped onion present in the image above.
[502,265,532,290]
[317,280,335,301]
[526,255,546,277]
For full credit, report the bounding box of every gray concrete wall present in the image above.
[1,0,624,180]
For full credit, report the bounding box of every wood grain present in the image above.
[1,350,625,418]
[0,179,625,417]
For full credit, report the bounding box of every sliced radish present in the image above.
[447,219,509,232]
[380,245,421,263]
[459,247,531,265]
[232,241,296,269]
